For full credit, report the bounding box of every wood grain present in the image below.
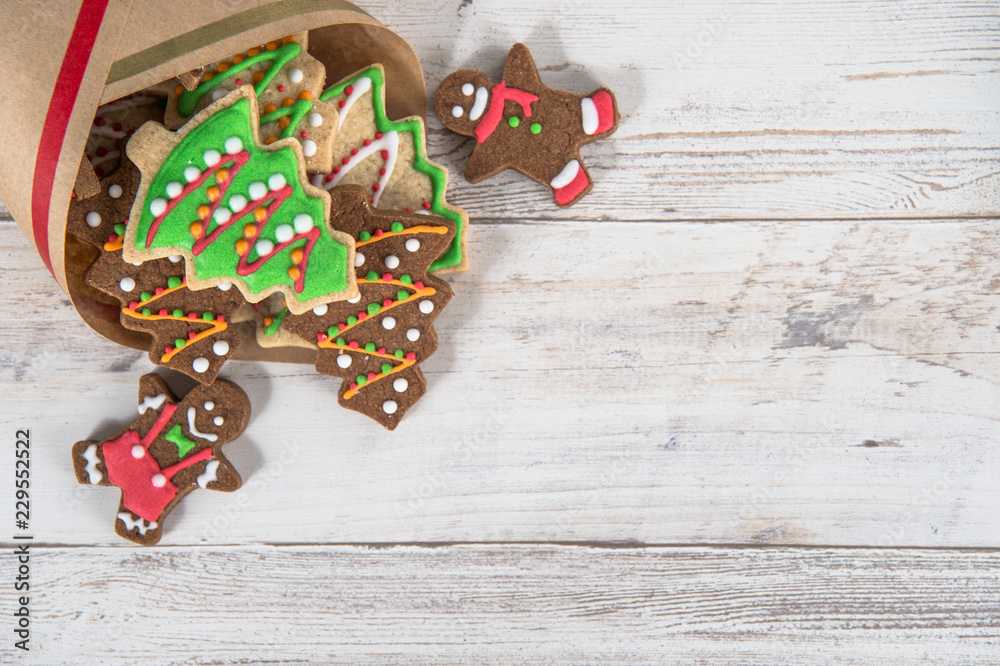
[0,1,997,658]
[3,218,997,547]
[388,0,1000,222]
[19,545,1000,663]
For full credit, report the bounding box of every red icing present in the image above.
[474,81,538,144]
[101,401,217,523]
[590,90,616,134]
[554,164,590,205]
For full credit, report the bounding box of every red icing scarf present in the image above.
[474,81,539,144]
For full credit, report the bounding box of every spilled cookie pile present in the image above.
[70,37,618,544]
[70,34,469,543]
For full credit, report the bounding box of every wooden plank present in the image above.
[19,545,1000,663]
[382,0,1000,221]
[2,218,997,547]
[1,1,997,225]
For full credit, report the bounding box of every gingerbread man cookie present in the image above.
[71,374,250,545]
[435,43,619,207]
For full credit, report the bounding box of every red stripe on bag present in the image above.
[31,0,111,274]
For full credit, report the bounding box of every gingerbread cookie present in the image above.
[435,43,619,207]
[67,158,249,384]
[164,34,340,173]
[71,373,250,545]
[312,65,470,274]
[126,86,357,315]
[262,186,456,429]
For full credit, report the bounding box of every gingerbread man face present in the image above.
[434,43,619,208]
[436,70,494,137]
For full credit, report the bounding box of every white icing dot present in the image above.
[85,211,101,227]
[203,149,221,166]
[204,401,214,410]
[165,181,182,198]
[211,88,227,102]
[149,198,167,216]
[301,139,317,156]
[184,166,201,182]
[348,293,362,304]
[462,83,474,96]
[256,239,274,256]
[354,252,365,267]
[289,68,304,83]
[108,184,123,198]
[131,445,145,459]
[451,105,464,118]
[382,400,398,415]
[337,354,352,368]
[308,112,323,127]
[419,300,434,314]
[131,260,143,267]
[406,328,420,341]
[168,255,182,263]
[382,316,396,330]
[268,173,286,190]
[151,473,166,488]
[293,214,313,233]
[405,238,420,252]
[213,207,231,223]
[384,255,400,269]
[393,377,408,393]
[275,224,294,243]
[217,282,232,291]
[119,277,135,292]
[313,304,328,316]
[248,181,267,200]
[192,357,210,373]
[214,416,224,426]
[224,136,243,154]
[229,194,248,212]
[212,340,229,356]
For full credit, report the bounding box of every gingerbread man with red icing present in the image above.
[435,43,619,207]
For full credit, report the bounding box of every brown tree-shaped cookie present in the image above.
[67,159,248,384]
[275,186,456,429]
[435,43,619,207]
[71,373,250,545]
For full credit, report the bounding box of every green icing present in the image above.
[320,67,466,273]
[264,306,288,337]
[177,42,301,118]
[259,98,313,140]
[165,424,198,457]
[134,97,351,304]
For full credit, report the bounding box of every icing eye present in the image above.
[451,105,464,118]
[462,83,474,96]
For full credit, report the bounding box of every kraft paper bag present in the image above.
[0,0,426,362]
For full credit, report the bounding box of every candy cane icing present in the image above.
[312,130,399,206]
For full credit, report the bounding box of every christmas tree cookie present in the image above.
[164,34,340,173]
[273,186,456,430]
[435,43,619,207]
[126,86,357,315]
[67,158,250,384]
[71,373,250,545]
[312,65,469,274]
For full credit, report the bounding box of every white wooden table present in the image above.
[2,0,998,662]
